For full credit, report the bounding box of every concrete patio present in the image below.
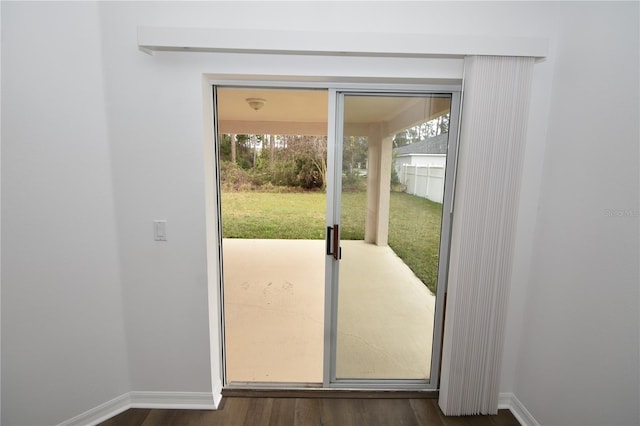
[223,238,436,384]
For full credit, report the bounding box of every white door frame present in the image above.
[209,79,461,390]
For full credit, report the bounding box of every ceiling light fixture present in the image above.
[246,98,266,111]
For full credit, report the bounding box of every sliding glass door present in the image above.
[326,91,459,388]
[214,84,459,390]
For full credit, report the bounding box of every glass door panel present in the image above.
[217,87,328,386]
[333,93,453,384]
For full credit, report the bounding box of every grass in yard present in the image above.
[387,192,442,293]
[221,191,367,240]
[221,190,442,292]
[221,192,328,239]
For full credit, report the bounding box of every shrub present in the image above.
[220,161,258,190]
[342,171,367,192]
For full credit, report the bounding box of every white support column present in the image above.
[364,138,379,244]
[375,136,393,246]
[364,130,393,246]
[439,55,535,416]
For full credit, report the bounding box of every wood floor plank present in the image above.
[439,415,470,426]
[175,409,227,426]
[426,405,469,426]
[244,397,274,426]
[216,397,251,425]
[361,399,420,426]
[98,408,150,426]
[268,397,296,426]
[489,410,522,426]
[458,415,495,426]
[320,398,368,426]
[409,399,446,425]
[97,397,520,426]
[293,398,322,426]
[140,409,183,426]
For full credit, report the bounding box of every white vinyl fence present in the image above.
[399,164,445,203]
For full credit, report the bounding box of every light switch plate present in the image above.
[154,220,167,241]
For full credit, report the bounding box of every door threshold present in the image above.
[222,388,439,399]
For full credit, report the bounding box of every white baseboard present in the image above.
[499,392,539,426]
[130,391,217,410]
[57,391,218,426]
[212,382,223,408]
[57,393,131,426]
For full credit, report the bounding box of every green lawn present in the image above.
[387,192,443,293]
[221,191,443,292]
[221,192,328,239]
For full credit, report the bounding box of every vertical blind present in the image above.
[439,55,535,415]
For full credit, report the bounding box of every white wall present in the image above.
[1,3,3,422]
[97,3,215,395]
[512,3,640,425]
[1,2,638,425]
[1,3,130,425]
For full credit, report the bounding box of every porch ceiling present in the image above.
[216,87,450,137]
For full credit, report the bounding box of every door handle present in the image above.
[326,225,341,260]
[333,224,340,261]
[326,226,333,256]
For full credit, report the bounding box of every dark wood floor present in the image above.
[99,397,520,426]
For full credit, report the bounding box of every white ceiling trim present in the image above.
[137,27,548,59]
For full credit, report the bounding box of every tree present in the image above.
[267,134,274,165]
[436,113,450,135]
[218,133,232,161]
[343,136,368,173]
[392,112,450,147]
[308,136,328,190]
[223,133,328,190]
[279,135,327,190]
[234,134,253,169]
[231,133,237,164]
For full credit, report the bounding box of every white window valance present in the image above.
[137,27,547,59]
